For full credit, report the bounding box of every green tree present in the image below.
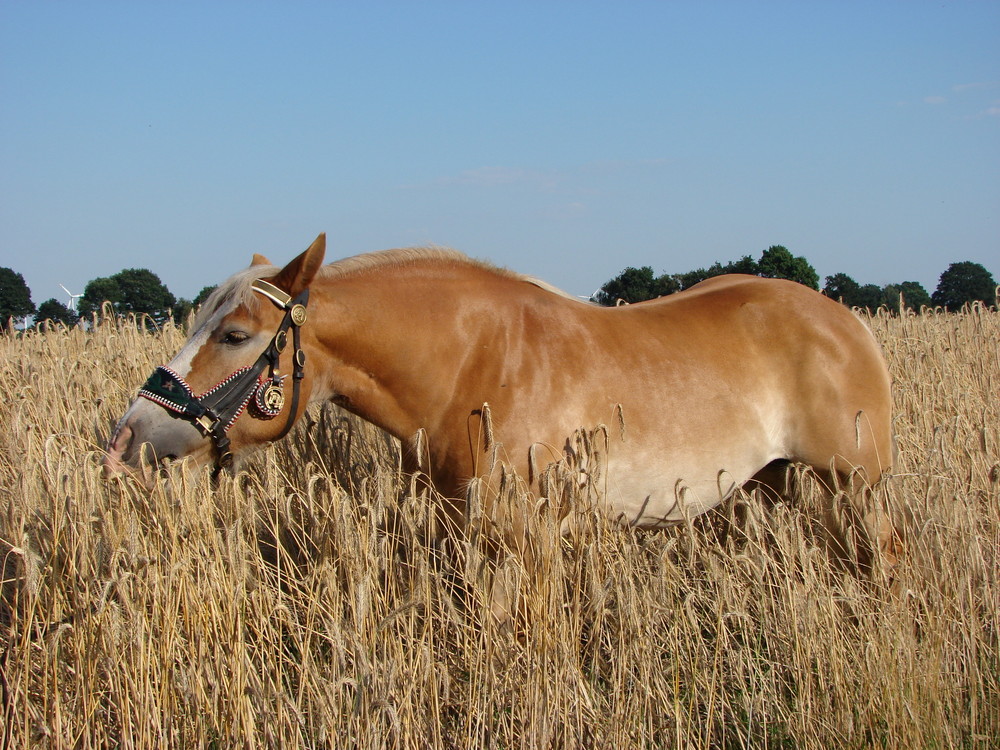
[673,268,709,291]
[826,273,933,314]
[673,268,708,291]
[854,283,884,311]
[757,245,819,289]
[115,268,175,319]
[593,266,679,305]
[193,285,217,308]
[79,268,176,322]
[932,261,997,311]
[824,273,862,305]
[0,267,36,328]
[172,298,194,324]
[35,298,79,326]
[718,255,759,276]
[171,285,217,325]
[882,281,931,314]
[595,245,819,307]
[676,255,759,292]
[79,276,122,319]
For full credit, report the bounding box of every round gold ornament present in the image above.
[255,381,285,417]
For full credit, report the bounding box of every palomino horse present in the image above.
[105,234,896,574]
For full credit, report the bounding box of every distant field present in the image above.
[1,306,997,749]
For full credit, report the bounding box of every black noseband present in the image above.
[137,280,310,475]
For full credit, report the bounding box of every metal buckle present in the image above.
[195,414,217,435]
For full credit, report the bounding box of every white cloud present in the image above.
[924,95,947,105]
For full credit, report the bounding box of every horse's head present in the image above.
[104,234,327,479]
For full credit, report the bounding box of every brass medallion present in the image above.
[257,382,285,416]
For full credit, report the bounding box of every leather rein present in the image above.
[136,278,309,476]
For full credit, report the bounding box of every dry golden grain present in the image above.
[0,307,997,749]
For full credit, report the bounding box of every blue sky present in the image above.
[2,1,997,305]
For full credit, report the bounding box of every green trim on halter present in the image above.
[140,366,197,412]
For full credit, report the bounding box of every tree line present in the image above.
[592,245,997,313]
[0,265,216,329]
[2,246,997,328]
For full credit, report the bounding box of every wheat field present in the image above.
[1,304,997,749]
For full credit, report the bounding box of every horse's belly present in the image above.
[601,476,726,528]
[597,450,770,528]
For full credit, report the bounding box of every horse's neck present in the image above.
[309,267,524,442]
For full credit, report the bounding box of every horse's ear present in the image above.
[270,233,326,295]
[251,253,272,267]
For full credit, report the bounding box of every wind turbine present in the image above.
[60,284,83,311]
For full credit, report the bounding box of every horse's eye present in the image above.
[221,331,251,346]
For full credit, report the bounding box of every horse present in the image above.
[104,233,897,594]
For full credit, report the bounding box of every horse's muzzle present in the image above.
[102,403,204,482]
[103,421,144,480]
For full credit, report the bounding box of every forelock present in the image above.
[193,265,278,329]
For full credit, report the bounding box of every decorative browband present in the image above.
[251,279,292,308]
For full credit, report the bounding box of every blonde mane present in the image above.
[325,247,582,300]
[196,247,581,327]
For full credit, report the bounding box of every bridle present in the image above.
[137,278,309,475]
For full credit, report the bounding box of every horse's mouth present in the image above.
[103,422,180,481]
[103,423,134,478]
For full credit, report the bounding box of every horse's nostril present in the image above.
[103,422,135,477]
[107,422,134,456]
